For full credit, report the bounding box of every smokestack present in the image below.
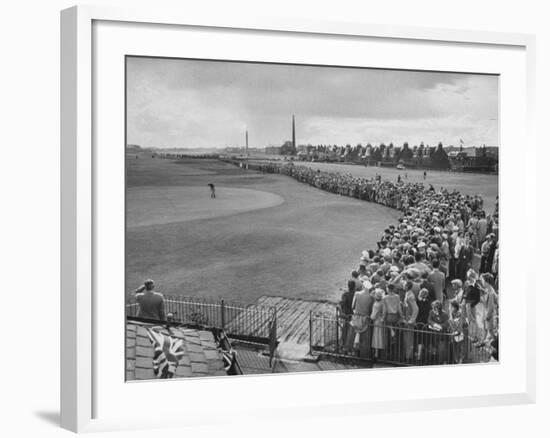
[292,115,296,150]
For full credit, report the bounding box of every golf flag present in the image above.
[146,328,186,378]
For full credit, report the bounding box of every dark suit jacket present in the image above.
[421,280,436,303]
[340,291,354,316]
[458,245,474,263]
[417,299,432,325]
[464,282,481,307]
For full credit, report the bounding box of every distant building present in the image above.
[448,146,498,172]
[225,147,242,153]
[225,146,263,154]
[265,146,282,155]
[280,140,296,155]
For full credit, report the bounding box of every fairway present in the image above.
[126,156,402,304]
[127,156,499,305]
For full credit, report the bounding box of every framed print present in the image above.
[61,5,536,432]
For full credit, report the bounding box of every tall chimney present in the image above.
[292,114,296,151]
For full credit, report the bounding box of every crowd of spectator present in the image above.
[254,161,499,364]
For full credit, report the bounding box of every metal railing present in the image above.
[309,312,493,366]
[127,295,276,341]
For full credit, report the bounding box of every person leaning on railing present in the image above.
[132,279,166,321]
[403,286,419,361]
[370,289,386,361]
[427,300,451,364]
[383,283,403,337]
[414,289,432,362]
[448,300,466,364]
[339,280,356,354]
[350,281,374,358]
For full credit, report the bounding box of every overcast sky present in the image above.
[126,57,499,149]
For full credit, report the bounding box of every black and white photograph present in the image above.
[125,56,500,380]
[3,0,547,435]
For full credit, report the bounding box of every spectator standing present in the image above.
[479,233,496,274]
[440,233,451,276]
[416,288,432,326]
[477,212,488,245]
[428,259,446,303]
[464,269,482,343]
[420,271,436,303]
[427,300,450,363]
[133,279,166,321]
[403,288,419,361]
[350,270,363,292]
[370,290,386,360]
[339,281,356,354]
[448,301,466,363]
[415,288,432,362]
[350,283,373,357]
[449,279,464,312]
[456,235,474,281]
[481,273,499,344]
[410,251,431,276]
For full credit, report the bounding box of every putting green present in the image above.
[127,186,285,227]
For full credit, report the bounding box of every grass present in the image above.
[126,155,401,304]
[126,155,497,305]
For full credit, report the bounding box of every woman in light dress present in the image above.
[478,272,499,346]
[474,286,489,345]
[481,272,498,345]
[370,289,386,360]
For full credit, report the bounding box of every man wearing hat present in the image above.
[133,279,166,321]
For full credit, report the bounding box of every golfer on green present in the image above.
[208,183,216,198]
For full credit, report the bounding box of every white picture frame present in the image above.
[61,5,536,433]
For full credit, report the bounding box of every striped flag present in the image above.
[146,328,186,378]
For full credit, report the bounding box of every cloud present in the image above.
[126,57,499,148]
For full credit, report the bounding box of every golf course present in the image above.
[126,155,402,304]
[126,155,498,305]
